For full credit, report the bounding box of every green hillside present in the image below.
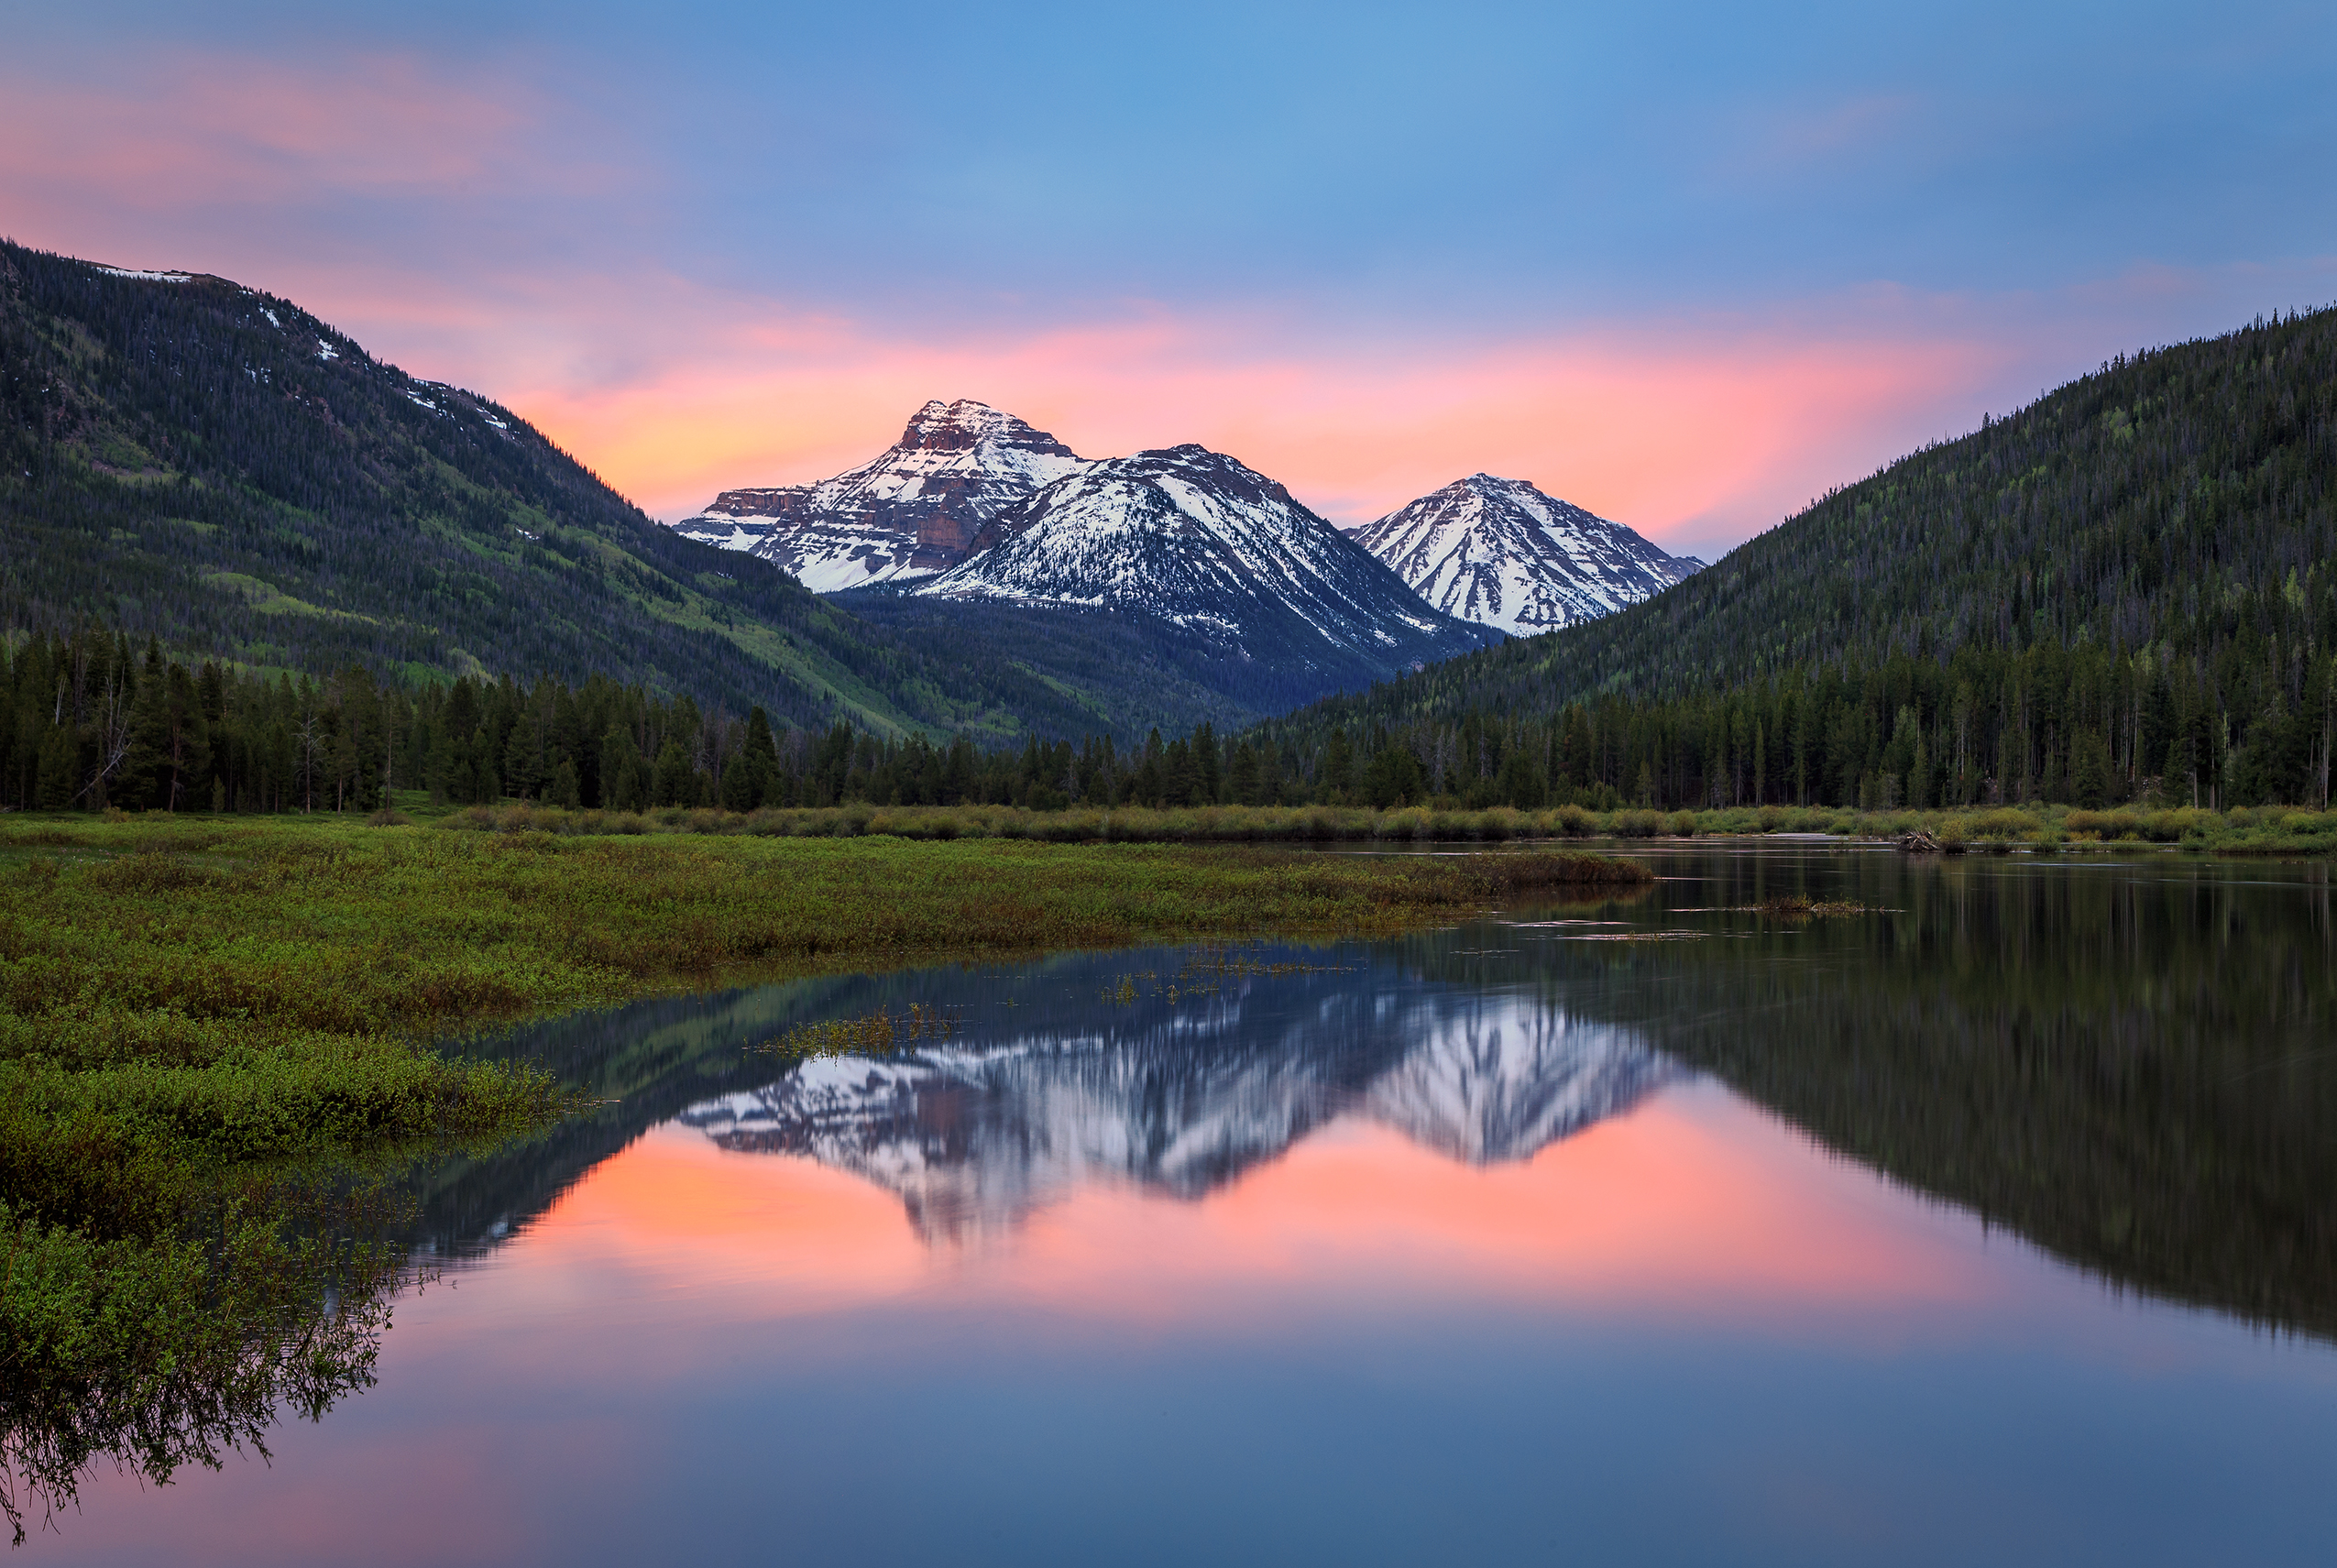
[0,241,1162,742]
[1256,307,2337,810]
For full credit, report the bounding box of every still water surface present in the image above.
[45,850,2337,1565]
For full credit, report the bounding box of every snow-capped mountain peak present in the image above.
[1351,473,1701,637]
[911,443,1487,671]
[670,399,1086,591]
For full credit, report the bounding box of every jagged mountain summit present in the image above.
[908,444,1494,679]
[1350,473,1702,637]
[672,399,1086,591]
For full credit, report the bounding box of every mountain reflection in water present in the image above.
[422,850,2337,1343]
[679,993,1670,1245]
[35,853,2337,1567]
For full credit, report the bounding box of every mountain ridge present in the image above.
[1271,306,2337,727]
[909,442,1497,686]
[1351,472,1702,636]
[0,242,1136,739]
[674,399,1086,589]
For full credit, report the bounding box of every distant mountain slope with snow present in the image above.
[908,444,1493,681]
[672,400,1085,590]
[1351,474,1701,636]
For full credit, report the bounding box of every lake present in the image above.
[32,849,2337,1565]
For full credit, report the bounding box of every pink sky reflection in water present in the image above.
[47,1080,2226,1567]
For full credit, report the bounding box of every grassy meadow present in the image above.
[414,793,2337,855]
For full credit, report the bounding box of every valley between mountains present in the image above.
[1,236,1698,741]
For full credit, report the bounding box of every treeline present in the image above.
[12,596,2335,817]
[1274,620,2336,813]
[0,623,1281,815]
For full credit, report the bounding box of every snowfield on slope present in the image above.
[914,444,1451,659]
[670,399,1086,589]
[1352,473,1702,636]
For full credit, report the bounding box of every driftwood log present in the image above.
[1896,829,1948,853]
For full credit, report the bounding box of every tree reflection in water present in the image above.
[3,1178,412,1545]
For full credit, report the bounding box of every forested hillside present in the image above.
[1256,307,2337,810]
[0,242,1183,742]
[0,622,1223,817]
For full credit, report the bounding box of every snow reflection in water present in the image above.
[681,991,1669,1245]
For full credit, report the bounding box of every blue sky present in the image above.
[6,2,2333,554]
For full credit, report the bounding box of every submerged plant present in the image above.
[759,1003,964,1059]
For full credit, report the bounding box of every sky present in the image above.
[5,2,2334,560]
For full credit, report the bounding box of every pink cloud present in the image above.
[0,53,571,210]
[0,48,637,303]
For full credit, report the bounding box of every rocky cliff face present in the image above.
[1351,473,1702,636]
[671,399,1085,590]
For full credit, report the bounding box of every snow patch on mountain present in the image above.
[912,444,1458,662]
[1364,1007,1672,1165]
[671,400,1085,590]
[677,989,1673,1245]
[1351,474,1701,636]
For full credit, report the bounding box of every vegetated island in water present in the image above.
[0,811,1646,1541]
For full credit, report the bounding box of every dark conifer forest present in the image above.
[0,624,1249,816]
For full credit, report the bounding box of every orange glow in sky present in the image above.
[510,311,2009,548]
[4,38,2324,566]
[487,1089,1985,1348]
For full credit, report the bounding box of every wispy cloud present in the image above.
[0,48,636,272]
[1739,93,1926,170]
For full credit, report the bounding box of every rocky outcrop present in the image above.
[671,400,1085,590]
[913,444,1493,677]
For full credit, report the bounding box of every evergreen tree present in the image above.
[650,737,694,808]
[601,724,647,812]
[1321,729,1354,801]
